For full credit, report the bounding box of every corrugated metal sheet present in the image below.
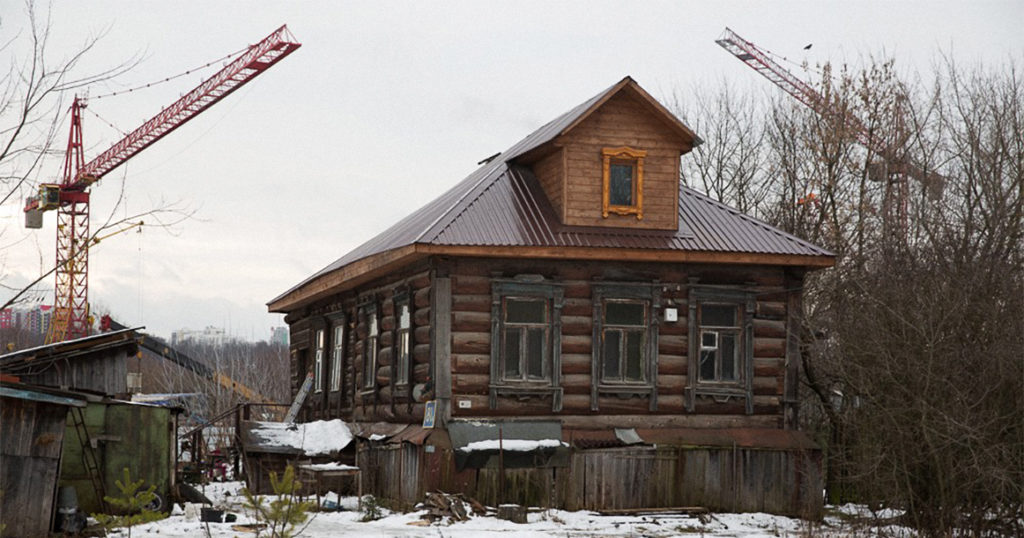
[271,78,830,306]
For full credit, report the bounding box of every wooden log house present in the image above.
[268,77,834,516]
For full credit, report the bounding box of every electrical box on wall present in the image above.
[664,307,678,322]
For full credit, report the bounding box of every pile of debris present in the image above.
[418,492,487,523]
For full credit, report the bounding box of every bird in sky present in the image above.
[803,43,813,50]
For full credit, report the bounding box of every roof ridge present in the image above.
[416,80,632,244]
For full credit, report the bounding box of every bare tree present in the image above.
[1,1,192,322]
[0,0,136,206]
[675,55,1023,536]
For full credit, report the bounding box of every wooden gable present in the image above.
[523,79,696,231]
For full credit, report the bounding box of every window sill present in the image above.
[686,385,752,413]
[592,383,657,411]
[489,384,563,412]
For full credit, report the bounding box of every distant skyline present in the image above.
[1,1,1021,341]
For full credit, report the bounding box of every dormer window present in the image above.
[602,146,647,220]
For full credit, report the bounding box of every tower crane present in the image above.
[715,27,942,239]
[23,25,301,343]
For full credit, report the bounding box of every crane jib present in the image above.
[31,24,300,344]
[73,25,301,187]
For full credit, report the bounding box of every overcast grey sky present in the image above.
[1,1,1021,341]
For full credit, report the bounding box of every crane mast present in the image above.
[715,27,941,242]
[25,25,301,343]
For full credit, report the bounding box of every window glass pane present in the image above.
[506,299,546,323]
[605,301,645,325]
[702,331,717,349]
[609,163,634,206]
[603,330,621,380]
[504,328,521,378]
[399,303,410,329]
[625,331,644,381]
[364,339,378,388]
[398,331,410,382]
[314,348,323,391]
[721,332,737,381]
[699,349,717,381]
[368,316,378,337]
[527,328,545,378]
[331,326,343,391]
[701,304,738,327]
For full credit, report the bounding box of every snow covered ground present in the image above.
[99,481,906,537]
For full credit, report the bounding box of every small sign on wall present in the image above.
[423,400,437,428]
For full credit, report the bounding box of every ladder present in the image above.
[283,371,314,423]
[69,407,109,513]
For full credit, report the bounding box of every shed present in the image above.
[0,328,139,397]
[0,382,86,537]
[57,397,181,514]
[240,419,355,494]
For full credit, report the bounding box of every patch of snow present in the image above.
[300,462,359,471]
[114,481,890,538]
[249,419,353,456]
[459,438,567,452]
[368,433,386,441]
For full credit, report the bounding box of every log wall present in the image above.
[443,257,798,428]
[288,261,432,424]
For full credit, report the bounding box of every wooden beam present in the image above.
[269,242,833,313]
[418,244,835,268]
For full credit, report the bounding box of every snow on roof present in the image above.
[248,419,353,456]
[458,438,567,452]
[298,462,359,472]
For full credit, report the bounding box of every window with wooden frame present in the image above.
[313,328,325,393]
[699,304,741,383]
[394,294,412,388]
[361,304,379,391]
[602,146,647,220]
[330,323,344,392]
[686,287,755,414]
[591,283,659,410]
[489,279,564,411]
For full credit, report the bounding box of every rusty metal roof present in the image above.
[271,78,831,308]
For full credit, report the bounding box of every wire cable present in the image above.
[90,46,247,100]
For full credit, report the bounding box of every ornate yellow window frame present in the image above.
[601,146,647,220]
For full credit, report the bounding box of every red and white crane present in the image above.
[24,25,301,343]
[715,27,941,237]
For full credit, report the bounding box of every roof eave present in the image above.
[267,244,426,313]
[268,243,834,313]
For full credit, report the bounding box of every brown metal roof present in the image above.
[270,78,832,310]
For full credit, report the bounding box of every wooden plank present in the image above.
[451,293,490,312]
[452,311,490,333]
[451,332,490,354]
[418,245,835,269]
[451,353,489,374]
[432,276,452,404]
[451,373,489,394]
